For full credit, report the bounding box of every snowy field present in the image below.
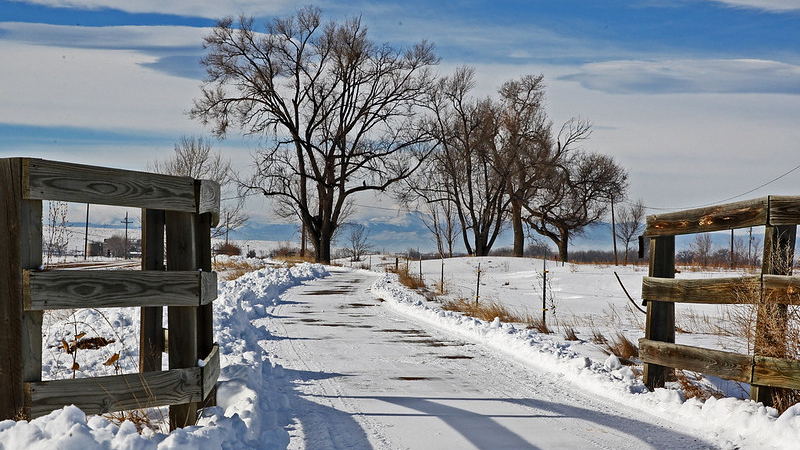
[1,256,799,449]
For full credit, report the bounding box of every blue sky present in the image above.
[2,0,800,229]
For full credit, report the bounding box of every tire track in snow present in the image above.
[257,268,717,450]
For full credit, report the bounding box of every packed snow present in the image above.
[1,256,799,449]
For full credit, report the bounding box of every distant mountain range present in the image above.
[67,213,762,255]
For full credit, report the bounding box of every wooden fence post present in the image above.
[196,207,216,407]
[0,159,43,420]
[166,211,199,429]
[751,224,796,405]
[643,235,675,390]
[140,208,165,372]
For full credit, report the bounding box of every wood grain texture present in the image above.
[166,211,199,428]
[753,355,800,390]
[644,236,676,391]
[768,196,800,225]
[643,275,800,306]
[24,270,217,310]
[645,197,768,237]
[642,276,759,305]
[25,368,202,419]
[639,339,752,383]
[201,345,220,401]
[140,208,165,373]
[24,158,196,211]
[0,158,25,419]
[197,180,220,227]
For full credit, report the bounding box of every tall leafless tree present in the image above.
[344,223,372,262]
[614,198,646,265]
[190,8,438,263]
[497,74,557,257]
[148,135,248,242]
[407,67,508,256]
[526,147,628,263]
[420,196,461,258]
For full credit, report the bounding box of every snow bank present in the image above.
[371,271,800,450]
[0,263,328,450]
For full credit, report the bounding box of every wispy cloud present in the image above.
[0,22,208,133]
[704,0,800,12]
[560,59,800,95]
[6,0,298,19]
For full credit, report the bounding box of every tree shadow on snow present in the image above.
[304,394,718,450]
[278,368,374,450]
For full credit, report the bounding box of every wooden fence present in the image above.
[0,158,220,429]
[640,195,800,406]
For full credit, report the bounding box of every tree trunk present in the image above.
[557,228,569,264]
[511,198,524,257]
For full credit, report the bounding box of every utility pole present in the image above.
[84,203,89,260]
[121,212,133,259]
[475,262,481,305]
[542,249,548,326]
[611,196,618,266]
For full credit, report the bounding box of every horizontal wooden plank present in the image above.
[201,344,220,400]
[25,270,217,310]
[26,367,202,418]
[641,276,759,305]
[646,197,768,237]
[23,158,196,211]
[639,339,752,382]
[768,196,800,226]
[643,275,800,305]
[197,180,220,227]
[753,355,800,390]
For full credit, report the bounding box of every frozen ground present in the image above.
[1,256,799,449]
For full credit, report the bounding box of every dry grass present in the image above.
[272,254,316,266]
[590,328,607,345]
[213,258,267,280]
[394,265,427,291]
[442,298,518,323]
[441,298,552,333]
[601,332,639,365]
[104,408,163,434]
[674,370,724,401]
[563,326,579,341]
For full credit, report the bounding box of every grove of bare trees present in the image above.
[403,68,627,261]
[191,7,629,262]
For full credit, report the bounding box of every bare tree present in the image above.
[44,200,70,265]
[407,67,507,256]
[496,74,555,257]
[148,135,249,241]
[343,223,372,262]
[614,199,646,265]
[691,233,714,267]
[526,148,628,263]
[421,198,461,259]
[191,8,438,263]
[149,136,230,184]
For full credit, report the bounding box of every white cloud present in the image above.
[0,23,208,133]
[7,0,298,19]
[0,21,207,48]
[560,59,800,95]
[705,0,800,12]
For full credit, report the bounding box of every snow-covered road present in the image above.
[258,267,717,450]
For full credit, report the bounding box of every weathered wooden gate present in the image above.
[0,158,220,429]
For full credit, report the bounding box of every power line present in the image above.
[645,162,800,212]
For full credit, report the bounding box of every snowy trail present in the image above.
[257,267,717,450]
